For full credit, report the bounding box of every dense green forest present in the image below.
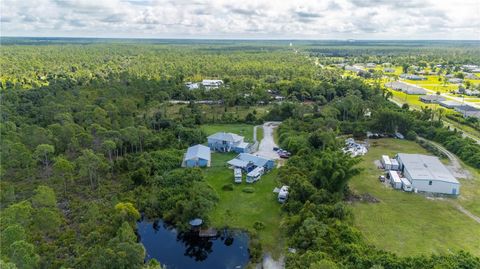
[1,39,479,268]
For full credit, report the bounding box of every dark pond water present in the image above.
[137,220,250,269]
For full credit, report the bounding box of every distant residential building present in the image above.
[454,105,480,119]
[345,65,365,73]
[416,70,429,75]
[366,63,376,68]
[465,89,480,96]
[464,73,479,80]
[438,100,463,109]
[399,74,427,80]
[448,78,463,84]
[185,82,200,90]
[385,81,427,95]
[207,132,251,153]
[201,79,224,89]
[456,88,480,96]
[396,153,459,195]
[182,145,211,168]
[274,95,285,101]
[462,64,479,72]
[383,68,395,73]
[419,95,446,103]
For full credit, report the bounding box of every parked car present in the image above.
[279,151,290,159]
[273,147,279,151]
[379,175,386,182]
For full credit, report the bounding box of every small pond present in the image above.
[137,219,250,269]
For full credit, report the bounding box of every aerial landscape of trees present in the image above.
[0,38,479,268]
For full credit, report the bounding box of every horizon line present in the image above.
[2,36,480,42]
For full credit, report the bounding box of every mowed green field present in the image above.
[349,139,480,256]
[201,124,255,141]
[204,152,284,255]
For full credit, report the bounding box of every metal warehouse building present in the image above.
[396,153,460,195]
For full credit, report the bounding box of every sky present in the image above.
[1,0,479,40]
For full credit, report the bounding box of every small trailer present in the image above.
[401,178,412,192]
[382,155,392,170]
[388,170,402,189]
[278,186,289,203]
[234,168,242,183]
[246,167,264,183]
[390,158,400,171]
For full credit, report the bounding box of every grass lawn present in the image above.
[456,162,480,217]
[389,90,435,109]
[349,138,480,257]
[201,124,255,141]
[204,153,284,256]
[256,125,264,142]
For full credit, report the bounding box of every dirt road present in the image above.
[255,122,281,160]
[417,137,471,179]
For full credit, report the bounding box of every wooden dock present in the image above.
[199,228,218,237]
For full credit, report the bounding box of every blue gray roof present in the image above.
[185,144,211,161]
[207,132,243,143]
[397,153,458,184]
[236,153,271,167]
[227,158,250,168]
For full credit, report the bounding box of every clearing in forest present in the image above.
[349,138,480,256]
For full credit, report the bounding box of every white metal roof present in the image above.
[388,170,401,182]
[397,153,458,184]
[207,132,244,143]
[184,144,211,161]
[382,155,391,165]
[247,166,264,177]
[227,158,250,168]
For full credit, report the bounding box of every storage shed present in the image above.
[182,145,211,168]
[396,153,460,195]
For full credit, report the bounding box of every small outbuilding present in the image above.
[182,144,211,168]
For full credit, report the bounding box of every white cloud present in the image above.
[1,0,479,39]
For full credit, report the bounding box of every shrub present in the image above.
[242,187,255,193]
[406,130,417,141]
[253,221,265,230]
[248,234,263,262]
[222,183,234,191]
